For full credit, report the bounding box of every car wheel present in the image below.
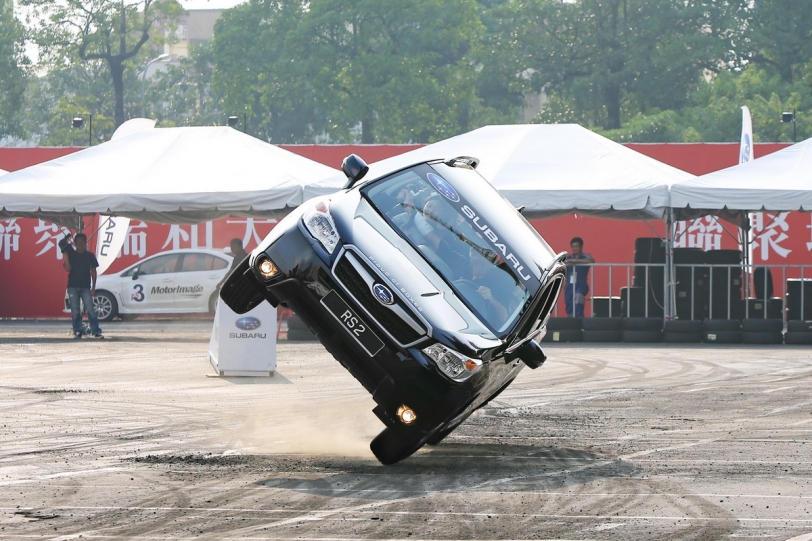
[93,291,118,322]
[209,292,219,314]
[370,425,433,465]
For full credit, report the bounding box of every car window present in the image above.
[138,254,180,275]
[180,254,223,272]
[364,165,529,333]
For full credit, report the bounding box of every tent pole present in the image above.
[665,208,676,320]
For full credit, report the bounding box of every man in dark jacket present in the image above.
[63,233,103,339]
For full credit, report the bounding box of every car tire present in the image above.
[787,320,812,333]
[741,319,783,333]
[582,318,623,331]
[785,332,812,345]
[742,331,783,345]
[93,291,118,322]
[582,330,622,342]
[664,331,702,343]
[542,329,583,342]
[703,319,740,332]
[664,320,703,333]
[546,317,582,331]
[703,330,742,344]
[370,426,429,465]
[209,292,219,314]
[622,317,664,331]
[622,330,663,343]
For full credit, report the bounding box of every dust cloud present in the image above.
[218,391,381,458]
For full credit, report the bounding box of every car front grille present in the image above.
[333,251,427,346]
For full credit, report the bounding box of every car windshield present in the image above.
[364,164,530,333]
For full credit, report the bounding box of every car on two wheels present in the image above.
[65,249,233,322]
[220,154,566,464]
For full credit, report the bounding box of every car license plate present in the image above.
[321,290,384,356]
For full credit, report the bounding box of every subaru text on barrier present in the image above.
[220,154,566,464]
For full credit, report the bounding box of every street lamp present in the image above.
[781,109,796,143]
[227,113,248,134]
[71,113,92,147]
[140,53,171,117]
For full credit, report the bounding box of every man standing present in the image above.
[564,237,595,318]
[63,233,103,339]
[228,238,248,274]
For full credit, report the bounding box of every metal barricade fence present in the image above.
[553,262,812,322]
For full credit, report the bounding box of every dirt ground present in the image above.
[1,319,811,540]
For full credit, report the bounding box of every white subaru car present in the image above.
[65,249,234,321]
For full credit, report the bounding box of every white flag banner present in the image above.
[95,215,131,275]
[740,106,753,164]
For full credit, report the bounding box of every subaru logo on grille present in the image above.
[372,284,395,305]
[235,317,261,330]
[427,173,460,203]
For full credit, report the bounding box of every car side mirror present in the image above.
[511,339,546,369]
[341,154,369,189]
[132,268,140,280]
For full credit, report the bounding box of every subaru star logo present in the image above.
[372,284,395,305]
[427,173,460,203]
[235,317,261,330]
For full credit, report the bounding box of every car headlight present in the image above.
[302,201,339,254]
[422,344,482,382]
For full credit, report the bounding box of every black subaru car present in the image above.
[220,155,566,464]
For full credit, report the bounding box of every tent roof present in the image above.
[670,136,812,212]
[306,124,694,219]
[0,125,339,224]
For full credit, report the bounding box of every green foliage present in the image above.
[212,0,483,144]
[10,0,812,144]
[0,0,29,140]
[21,0,183,128]
[149,42,223,128]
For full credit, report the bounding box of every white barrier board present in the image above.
[208,297,276,377]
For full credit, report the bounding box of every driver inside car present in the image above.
[467,246,517,323]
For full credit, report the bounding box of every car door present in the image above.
[174,253,230,311]
[120,254,181,312]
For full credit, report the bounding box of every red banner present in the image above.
[2,142,808,318]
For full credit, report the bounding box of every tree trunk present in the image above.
[110,61,125,128]
[361,116,374,144]
[602,82,621,130]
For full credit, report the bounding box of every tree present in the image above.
[211,0,319,143]
[488,0,749,130]
[298,0,483,143]
[149,42,223,128]
[212,0,483,144]
[746,0,812,84]
[0,0,29,140]
[22,0,182,128]
[22,61,118,145]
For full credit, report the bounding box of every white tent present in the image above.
[306,124,694,219]
[0,125,339,224]
[671,136,812,212]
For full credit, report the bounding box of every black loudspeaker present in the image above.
[620,286,664,318]
[754,267,774,299]
[592,296,622,318]
[635,237,666,257]
[786,279,812,320]
[745,298,783,320]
